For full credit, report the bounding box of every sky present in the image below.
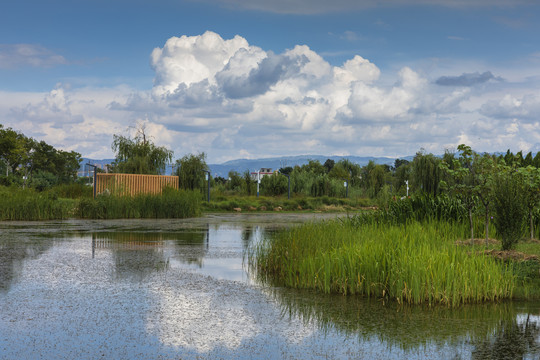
[1,0,540,163]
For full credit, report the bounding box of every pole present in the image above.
[405,180,409,197]
[86,163,98,198]
[203,170,211,203]
[257,170,260,198]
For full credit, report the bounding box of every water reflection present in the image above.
[0,236,53,293]
[3,216,540,359]
[472,314,540,359]
[91,227,209,279]
[268,287,540,358]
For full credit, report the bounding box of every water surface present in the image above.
[1,214,539,359]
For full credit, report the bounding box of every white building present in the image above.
[250,168,274,181]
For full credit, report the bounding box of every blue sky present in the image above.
[1,0,540,163]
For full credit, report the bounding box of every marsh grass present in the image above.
[0,187,75,220]
[76,187,201,219]
[252,220,515,306]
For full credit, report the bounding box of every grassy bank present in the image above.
[202,194,375,212]
[252,220,516,307]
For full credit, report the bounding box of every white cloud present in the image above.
[2,31,540,162]
[0,44,67,69]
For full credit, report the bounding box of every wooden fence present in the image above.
[95,173,179,197]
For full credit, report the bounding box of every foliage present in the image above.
[111,125,173,175]
[492,168,527,250]
[0,124,82,189]
[412,150,443,197]
[175,152,208,191]
[260,173,288,196]
[518,166,540,240]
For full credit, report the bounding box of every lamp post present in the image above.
[203,170,211,203]
[86,163,98,198]
[342,178,349,198]
[405,180,409,197]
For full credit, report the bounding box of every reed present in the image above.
[76,187,201,219]
[0,186,75,220]
[252,220,515,306]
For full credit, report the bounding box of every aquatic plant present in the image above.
[76,187,201,219]
[252,220,515,306]
[0,186,75,220]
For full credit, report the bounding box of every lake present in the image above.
[1,213,539,359]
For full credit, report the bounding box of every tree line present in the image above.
[0,124,81,189]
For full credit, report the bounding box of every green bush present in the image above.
[493,172,526,250]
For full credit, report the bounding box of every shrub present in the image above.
[493,171,526,250]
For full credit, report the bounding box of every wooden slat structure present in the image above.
[95,173,179,197]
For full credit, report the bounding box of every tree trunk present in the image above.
[485,205,489,248]
[530,208,534,241]
[469,206,474,244]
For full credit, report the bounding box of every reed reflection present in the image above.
[267,287,540,356]
[0,236,53,292]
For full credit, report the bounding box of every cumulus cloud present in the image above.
[480,93,540,120]
[2,31,540,163]
[0,44,67,69]
[435,71,503,86]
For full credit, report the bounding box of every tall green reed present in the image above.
[0,186,74,220]
[253,220,514,307]
[76,187,201,219]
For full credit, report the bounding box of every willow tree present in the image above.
[175,152,208,191]
[412,150,442,197]
[111,126,173,175]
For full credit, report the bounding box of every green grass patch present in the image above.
[252,220,515,307]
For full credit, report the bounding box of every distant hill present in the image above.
[79,155,414,177]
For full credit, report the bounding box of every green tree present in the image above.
[493,166,526,250]
[261,173,287,196]
[472,152,496,246]
[323,159,335,173]
[242,170,255,196]
[175,152,208,191]
[0,125,29,175]
[393,160,411,196]
[227,170,243,191]
[412,150,442,197]
[518,166,540,240]
[111,126,173,175]
[440,144,478,242]
[302,160,326,176]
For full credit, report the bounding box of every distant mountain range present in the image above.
[80,154,414,178]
